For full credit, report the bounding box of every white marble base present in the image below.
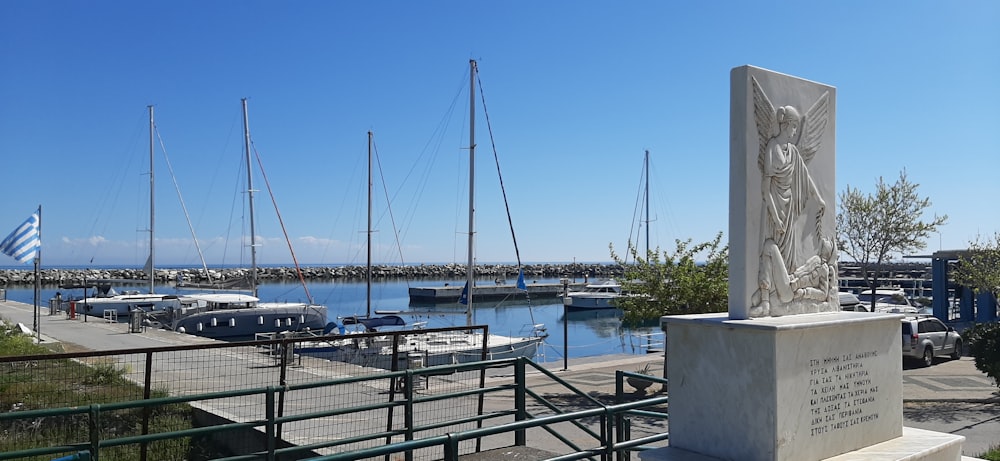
[640,427,969,461]
[661,312,905,461]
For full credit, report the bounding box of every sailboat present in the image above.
[301,63,544,368]
[152,99,327,340]
[74,106,185,319]
[324,130,407,334]
[563,150,652,309]
[442,59,546,360]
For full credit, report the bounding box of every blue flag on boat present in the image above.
[0,211,40,264]
[516,269,527,291]
[458,281,469,305]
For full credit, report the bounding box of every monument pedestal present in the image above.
[642,312,968,461]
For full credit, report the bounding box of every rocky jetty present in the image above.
[0,263,626,287]
[0,261,933,288]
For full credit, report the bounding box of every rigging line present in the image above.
[475,72,536,326]
[646,159,676,248]
[154,127,214,283]
[627,154,646,264]
[210,113,245,270]
[226,147,243,270]
[388,72,467,253]
[372,136,412,288]
[250,142,314,305]
[88,109,147,264]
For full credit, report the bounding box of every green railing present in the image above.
[0,357,668,461]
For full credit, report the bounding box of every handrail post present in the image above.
[404,369,415,461]
[277,337,289,443]
[615,370,626,460]
[514,357,526,446]
[140,350,153,461]
[444,433,460,461]
[266,386,276,461]
[476,326,488,453]
[88,404,100,461]
[602,411,613,461]
[384,332,401,461]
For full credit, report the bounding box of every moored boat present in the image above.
[563,279,622,310]
[298,61,545,367]
[150,99,327,340]
[150,293,326,340]
[71,106,174,321]
[73,283,184,320]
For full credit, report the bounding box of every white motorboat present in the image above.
[563,279,623,310]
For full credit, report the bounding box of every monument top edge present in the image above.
[661,311,904,331]
[731,64,836,89]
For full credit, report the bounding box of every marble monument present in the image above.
[648,66,967,461]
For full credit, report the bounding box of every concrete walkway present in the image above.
[2,299,998,458]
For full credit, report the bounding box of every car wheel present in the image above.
[922,347,933,367]
[950,340,963,360]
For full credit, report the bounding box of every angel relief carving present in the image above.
[749,76,837,317]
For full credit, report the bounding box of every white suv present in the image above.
[900,316,963,367]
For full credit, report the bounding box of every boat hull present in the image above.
[408,282,585,304]
[78,295,183,319]
[563,294,619,310]
[165,303,328,341]
[297,332,542,370]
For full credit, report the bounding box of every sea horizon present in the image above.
[0,261,621,271]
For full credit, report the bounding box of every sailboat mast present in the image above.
[242,98,259,297]
[644,149,650,256]
[466,60,477,327]
[367,131,373,318]
[148,105,155,294]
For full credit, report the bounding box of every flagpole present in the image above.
[34,205,41,342]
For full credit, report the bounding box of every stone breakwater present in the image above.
[0,263,626,286]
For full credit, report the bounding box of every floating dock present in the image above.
[408,282,587,304]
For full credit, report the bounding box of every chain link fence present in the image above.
[1,326,514,460]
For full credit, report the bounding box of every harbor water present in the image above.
[1,277,663,362]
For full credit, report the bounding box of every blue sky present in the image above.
[1,1,997,267]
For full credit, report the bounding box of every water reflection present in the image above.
[1,279,663,360]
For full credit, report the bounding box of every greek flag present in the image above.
[0,211,41,264]
[516,269,527,291]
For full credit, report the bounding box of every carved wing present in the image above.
[752,76,778,172]
[797,91,829,164]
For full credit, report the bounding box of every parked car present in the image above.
[900,316,963,367]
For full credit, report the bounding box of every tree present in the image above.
[609,232,728,326]
[836,169,947,310]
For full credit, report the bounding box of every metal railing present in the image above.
[1,338,668,460]
[628,331,665,354]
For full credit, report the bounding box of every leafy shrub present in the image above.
[980,444,1000,461]
[961,322,1000,389]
